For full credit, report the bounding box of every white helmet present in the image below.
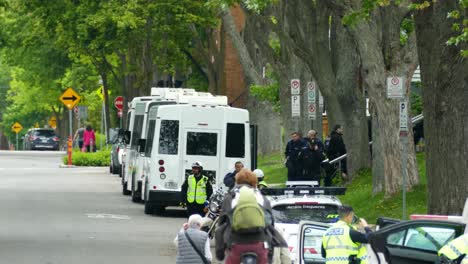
[191,161,203,170]
[253,169,264,179]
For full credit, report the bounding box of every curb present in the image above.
[59,164,77,168]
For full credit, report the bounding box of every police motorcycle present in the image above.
[201,188,226,239]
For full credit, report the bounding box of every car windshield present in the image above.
[272,204,339,224]
[33,130,56,137]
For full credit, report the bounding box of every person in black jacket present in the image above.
[305,129,324,154]
[223,161,244,190]
[302,141,325,184]
[325,124,348,185]
[285,132,308,181]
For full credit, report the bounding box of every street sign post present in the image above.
[387,76,404,99]
[60,88,80,166]
[11,122,23,150]
[399,101,409,219]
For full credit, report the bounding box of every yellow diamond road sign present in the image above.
[60,87,81,110]
[11,122,23,134]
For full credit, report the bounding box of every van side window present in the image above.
[126,112,132,130]
[226,123,245,158]
[145,120,156,157]
[187,132,217,156]
[158,120,179,155]
[130,115,144,150]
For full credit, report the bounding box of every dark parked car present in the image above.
[24,128,60,151]
[109,128,124,175]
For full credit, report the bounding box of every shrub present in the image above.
[63,150,111,166]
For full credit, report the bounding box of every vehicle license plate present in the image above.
[164,181,178,189]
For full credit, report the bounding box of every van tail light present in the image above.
[159,167,165,172]
[158,160,164,165]
[117,146,120,152]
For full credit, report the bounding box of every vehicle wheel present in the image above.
[144,200,154,215]
[154,205,166,215]
[109,164,114,174]
[131,174,142,203]
[115,165,121,175]
[121,167,131,195]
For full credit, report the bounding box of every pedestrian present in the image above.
[73,126,85,150]
[174,214,212,264]
[325,125,347,186]
[437,233,467,264]
[272,226,292,264]
[305,129,324,153]
[223,161,244,190]
[83,125,96,152]
[181,162,213,217]
[215,169,287,264]
[322,205,371,264]
[285,132,307,181]
[302,141,325,184]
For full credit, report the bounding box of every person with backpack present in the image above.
[181,162,213,217]
[174,214,212,264]
[215,169,287,264]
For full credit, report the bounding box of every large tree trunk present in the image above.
[414,0,468,214]
[339,2,419,196]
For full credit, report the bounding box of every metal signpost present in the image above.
[11,122,23,150]
[60,88,81,165]
[399,101,409,219]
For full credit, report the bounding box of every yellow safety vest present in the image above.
[350,225,369,264]
[438,234,468,262]
[322,220,359,264]
[186,175,208,204]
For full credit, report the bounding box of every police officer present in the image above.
[285,131,307,181]
[437,233,468,264]
[253,169,268,189]
[181,162,213,217]
[322,206,372,264]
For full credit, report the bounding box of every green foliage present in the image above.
[400,18,415,45]
[263,152,428,222]
[63,150,111,167]
[410,91,423,116]
[250,64,280,112]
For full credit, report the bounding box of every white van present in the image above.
[121,88,197,196]
[122,88,227,202]
[139,102,251,214]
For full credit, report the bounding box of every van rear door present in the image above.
[182,129,221,187]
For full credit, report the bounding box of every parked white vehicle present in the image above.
[125,88,236,202]
[121,88,197,196]
[139,102,252,214]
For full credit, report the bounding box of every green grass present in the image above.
[260,152,428,223]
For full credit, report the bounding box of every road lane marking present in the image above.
[86,213,131,220]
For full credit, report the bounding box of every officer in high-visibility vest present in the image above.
[321,206,372,264]
[181,161,213,217]
[437,233,468,264]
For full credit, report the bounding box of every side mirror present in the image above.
[123,131,131,144]
[138,139,146,153]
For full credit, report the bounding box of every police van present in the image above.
[124,88,232,202]
[138,101,252,214]
[121,88,198,197]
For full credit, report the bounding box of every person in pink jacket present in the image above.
[83,125,96,152]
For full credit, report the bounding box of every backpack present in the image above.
[231,186,265,234]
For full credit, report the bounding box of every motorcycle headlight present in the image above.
[209,202,219,212]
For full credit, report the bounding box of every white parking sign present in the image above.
[291,95,300,117]
[387,76,404,99]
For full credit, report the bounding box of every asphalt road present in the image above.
[0,151,186,264]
